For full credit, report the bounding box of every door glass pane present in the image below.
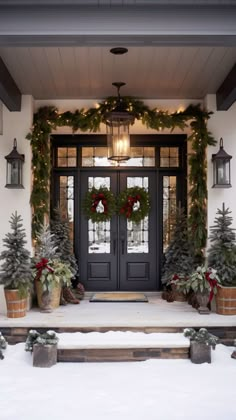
[126,177,149,253]
[59,176,74,243]
[163,176,177,251]
[88,177,111,254]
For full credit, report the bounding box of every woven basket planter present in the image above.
[4,289,27,318]
[216,286,236,315]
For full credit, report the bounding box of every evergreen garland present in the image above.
[117,186,150,223]
[26,99,216,256]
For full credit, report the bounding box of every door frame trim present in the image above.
[51,134,187,290]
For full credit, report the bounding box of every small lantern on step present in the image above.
[5,138,24,189]
[212,137,232,188]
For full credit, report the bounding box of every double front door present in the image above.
[80,170,157,291]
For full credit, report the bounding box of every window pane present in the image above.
[163,176,177,251]
[160,147,179,167]
[81,146,155,167]
[59,175,74,243]
[127,177,149,253]
[88,177,111,254]
[57,147,77,167]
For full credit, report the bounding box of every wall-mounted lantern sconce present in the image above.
[212,137,232,188]
[5,138,24,189]
[106,82,134,162]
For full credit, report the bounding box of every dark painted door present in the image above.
[80,170,157,291]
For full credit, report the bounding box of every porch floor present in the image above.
[1,292,236,329]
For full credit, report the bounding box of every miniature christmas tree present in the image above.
[162,207,195,285]
[51,208,78,278]
[208,203,236,286]
[35,224,58,260]
[0,212,32,295]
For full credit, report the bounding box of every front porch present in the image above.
[1,293,235,360]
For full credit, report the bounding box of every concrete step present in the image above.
[57,332,190,362]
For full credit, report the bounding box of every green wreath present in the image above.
[83,186,116,223]
[117,186,151,223]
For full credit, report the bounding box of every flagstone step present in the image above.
[57,332,190,362]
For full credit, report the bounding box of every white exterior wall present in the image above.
[0,95,33,313]
[205,94,236,238]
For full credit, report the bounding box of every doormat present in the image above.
[90,292,148,302]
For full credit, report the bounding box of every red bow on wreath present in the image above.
[120,194,141,218]
[91,193,108,214]
[35,258,54,280]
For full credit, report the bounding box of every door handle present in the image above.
[121,239,125,255]
[113,239,116,255]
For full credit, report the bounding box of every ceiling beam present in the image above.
[0,5,236,47]
[0,57,21,111]
[216,64,236,110]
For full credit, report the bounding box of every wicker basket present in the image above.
[216,286,236,315]
[4,289,27,318]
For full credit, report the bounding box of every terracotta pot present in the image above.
[216,286,236,315]
[35,281,61,312]
[4,289,27,318]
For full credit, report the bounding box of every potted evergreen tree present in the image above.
[33,224,73,312]
[25,329,58,367]
[162,207,195,301]
[51,208,80,304]
[0,212,33,318]
[208,203,236,315]
[184,328,219,364]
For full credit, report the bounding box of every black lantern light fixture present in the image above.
[5,138,25,189]
[212,137,232,188]
[105,82,135,162]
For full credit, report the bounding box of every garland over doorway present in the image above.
[26,98,216,256]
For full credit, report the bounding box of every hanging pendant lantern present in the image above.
[106,82,134,162]
[5,138,25,189]
[212,137,232,188]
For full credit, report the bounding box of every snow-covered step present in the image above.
[57,332,190,362]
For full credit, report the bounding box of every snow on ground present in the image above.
[57,331,189,348]
[0,335,236,420]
